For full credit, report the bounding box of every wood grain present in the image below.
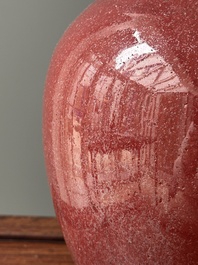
[0,241,74,265]
[0,216,75,265]
[0,215,63,240]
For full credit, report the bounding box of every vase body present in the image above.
[43,0,198,264]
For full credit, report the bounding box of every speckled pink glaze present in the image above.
[43,1,198,264]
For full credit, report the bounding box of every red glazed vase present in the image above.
[43,1,198,264]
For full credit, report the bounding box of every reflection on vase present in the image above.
[52,25,196,207]
[45,13,198,264]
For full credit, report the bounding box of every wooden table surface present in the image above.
[0,216,75,265]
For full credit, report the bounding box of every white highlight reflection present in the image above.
[115,30,157,70]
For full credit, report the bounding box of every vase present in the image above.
[43,0,198,264]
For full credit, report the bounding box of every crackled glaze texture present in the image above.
[43,0,198,264]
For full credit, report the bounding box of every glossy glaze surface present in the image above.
[43,1,198,264]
